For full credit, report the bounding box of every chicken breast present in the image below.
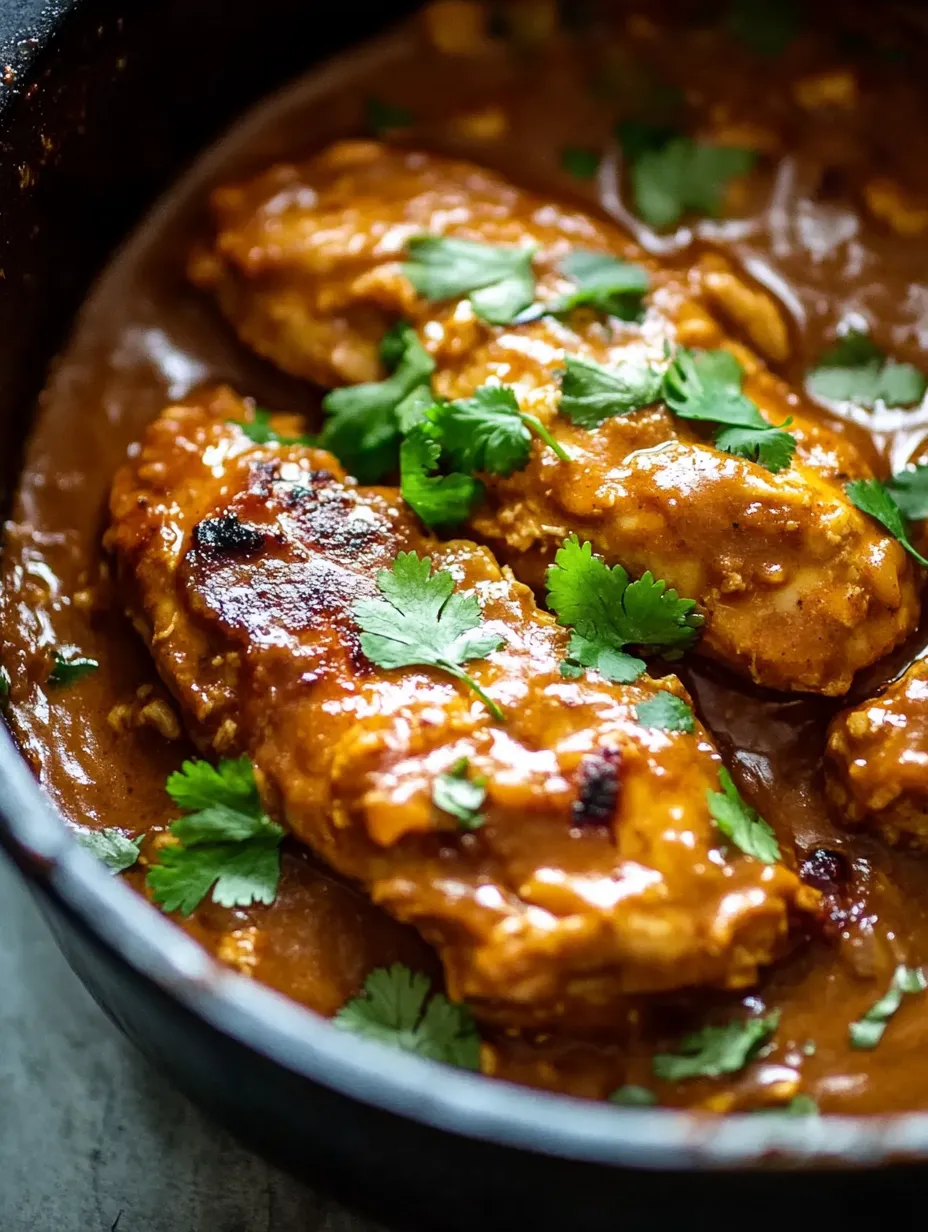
[189,140,919,697]
[106,387,816,1027]
[827,657,928,848]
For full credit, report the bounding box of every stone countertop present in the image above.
[0,853,384,1232]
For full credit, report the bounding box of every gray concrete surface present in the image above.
[0,855,382,1232]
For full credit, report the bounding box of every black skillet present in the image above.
[0,2,926,1227]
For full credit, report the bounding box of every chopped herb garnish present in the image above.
[886,463,928,521]
[432,757,487,831]
[754,1094,819,1117]
[546,534,702,684]
[550,250,649,321]
[0,664,10,701]
[75,827,142,874]
[849,965,927,1050]
[400,427,483,528]
[635,692,695,733]
[234,408,314,447]
[428,384,569,475]
[354,551,504,721]
[618,127,756,231]
[334,964,481,1069]
[707,767,780,864]
[365,96,413,135]
[48,650,99,686]
[845,478,928,567]
[146,757,284,916]
[404,235,537,325]
[662,348,796,472]
[808,331,926,409]
[320,324,434,482]
[609,1085,657,1107]
[559,354,663,427]
[653,1011,780,1081]
[561,145,601,180]
[726,0,800,57]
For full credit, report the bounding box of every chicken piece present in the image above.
[827,658,928,848]
[107,387,816,1027]
[190,141,918,697]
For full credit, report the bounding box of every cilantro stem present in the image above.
[520,412,571,464]
[443,664,504,722]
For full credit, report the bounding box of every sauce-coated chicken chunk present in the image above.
[106,388,816,1026]
[189,141,918,697]
[827,658,928,848]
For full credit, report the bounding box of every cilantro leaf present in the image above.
[320,324,435,482]
[849,964,927,1050]
[559,355,663,427]
[0,664,10,701]
[846,478,928,567]
[146,757,284,915]
[551,250,650,321]
[365,96,413,135]
[432,757,486,831]
[652,1011,780,1081]
[428,384,569,475]
[75,827,142,874]
[662,348,795,472]
[609,1085,657,1106]
[354,552,505,720]
[404,236,536,325]
[726,0,800,56]
[808,331,926,409]
[48,650,99,686]
[707,767,780,863]
[400,428,483,528]
[887,464,928,521]
[635,692,695,733]
[546,535,702,682]
[619,129,756,230]
[234,408,314,447]
[561,146,601,180]
[334,964,481,1069]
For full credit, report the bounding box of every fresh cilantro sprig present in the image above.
[707,767,780,863]
[400,428,483,528]
[234,408,314,448]
[846,478,928,567]
[432,757,487,831]
[886,463,928,520]
[517,250,650,324]
[635,692,695,733]
[546,535,702,683]
[652,1011,780,1081]
[428,384,569,474]
[320,324,435,482]
[334,964,481,1069]
[75,827,142,874]
[559,355,663,427]
[808,330,926,410]
[617,124,756,231]
[404,235,537,326]
[146,757,284,916]
[48,649,99,686]
[353,552,504,721]
[662,348,796,472]
[849,965,927,1050]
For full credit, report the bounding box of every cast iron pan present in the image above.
[0,2,926,1227]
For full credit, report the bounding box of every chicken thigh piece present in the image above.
[189,141,919,697]
[107,387,817,1027]
[827,658,928,849]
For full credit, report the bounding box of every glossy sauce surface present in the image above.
[4,1,928,1112]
